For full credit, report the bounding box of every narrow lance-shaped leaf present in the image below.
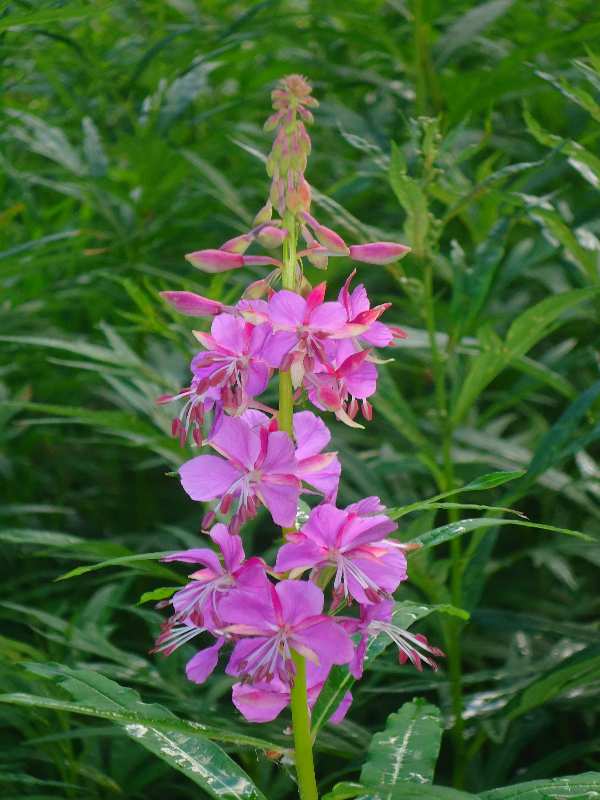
[1,663,275,799]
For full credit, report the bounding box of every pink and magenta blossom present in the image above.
[151,524,266,685]
[221,578,354,684]
[179,414,301,529]
[275,499,406,606]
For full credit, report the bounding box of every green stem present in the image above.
[422,258,466,787]
[290,652,319,800]
[279,212,318,800]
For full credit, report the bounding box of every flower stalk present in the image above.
[279,209,319,798]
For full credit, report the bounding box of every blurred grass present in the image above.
[1,0,599,798]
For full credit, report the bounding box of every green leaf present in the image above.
[137,586,179,605]
[524,104,600,189]
[389,143,430,259]
[56,552,176,581]
[480,772,600,800]
[360,700,442,787]
[389,472,526,519]
[503,645,600,722]
[409,517,592,550]
[371,364,427,448]
[323,782,476,800]
[523,381,600,486]
[1,664,275,798]
[452,288,599,424]
[435,0,514,66]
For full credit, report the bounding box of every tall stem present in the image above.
[279,212,318,800]
[422,259,465,787]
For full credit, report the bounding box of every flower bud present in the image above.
[220,233,255,254]
[159,291,224,317]
[349,242,411,265]
[253,201,273,227]
[185,249,244,273]
[257,225,287,249]
[286,178,311,214]
[301,212,348,255]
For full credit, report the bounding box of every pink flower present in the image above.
[349,242,410,265]
[343,600,445,679]
[275,498,406,605]
[162,524,265,629]
[231,660,352,724]
[241,409,341,502]
[221,579,354,684]
[151,524,266,685]
[191,313,291,414]
[306,343,378,427]
[267,284,348,387]
[179,414,301,529]
[338,272,404,348]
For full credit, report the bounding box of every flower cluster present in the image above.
[152,75,442,725]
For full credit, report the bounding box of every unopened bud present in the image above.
[220,233,254,254]
[185,249,244,273]
[349,242,411,265]
[257,225,287,249]
[286,178,311,214]
[160,291,224,317]
[253,201,273,226]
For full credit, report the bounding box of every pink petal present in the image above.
[232,681,290,723]
[293,411,330,459]
[162,548,222,572]
[302,503,347,548]
[308,301,347,333]
[179,455,241,501]
[341,514,397,549]
[210,314,245,354]
[268,290,306,328]
[257,479,300,527]
[362,321,394,347]
[245,361,270,397]
[294,618,354,666]
[298,454,341,502]
[329,690,353,724]
[346,496,385,515]
[240,409,270,430]
[209,523,244,572]
[344,359,377,399]
[210,416,260,470]
[260,430,297,474]
[185,638,224,684]
[219,585,274,630]
[260,331,297,368]
[274,539,325,572]
[275,579,324,624]
[225,636,270,676]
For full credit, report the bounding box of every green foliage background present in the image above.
[1,1,599,798]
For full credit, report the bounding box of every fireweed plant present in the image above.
[153,75,442,799]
